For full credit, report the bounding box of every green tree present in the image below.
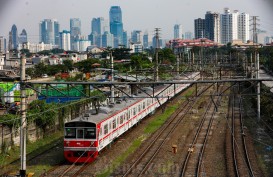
[75,58,101,73]
[63,60,74,72]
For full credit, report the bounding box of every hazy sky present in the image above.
[0,0,272,42]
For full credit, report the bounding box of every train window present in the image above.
[112,119,116,129]
[100,128,102,136]
[104,124,108,134]
[127,111,130,120]
[84,128,96,139]
[109,122,112,130]
[120,115,123,124]
[77,129,84,139]
[138,105,141,112]
[143,102,145,109]
[133,108,136,115]
[65,128,76,139]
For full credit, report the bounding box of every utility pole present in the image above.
[154,28,160,82]
[257,52,260,121]
[20,54,27,177]
[110,50,114,104]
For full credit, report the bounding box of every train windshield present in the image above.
[65,122,96,139]
[65,128,76,138]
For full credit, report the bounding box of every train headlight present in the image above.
[66,141,70,146]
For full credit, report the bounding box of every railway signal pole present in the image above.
[20,54,27,177]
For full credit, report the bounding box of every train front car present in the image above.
[64,120,98,163]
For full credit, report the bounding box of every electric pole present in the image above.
[154,28,160,82]
[251,16,259,44]
[20,54,27,177]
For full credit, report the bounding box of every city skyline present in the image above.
[0,0,272,43]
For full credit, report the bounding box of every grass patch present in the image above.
[0,131,63,167]
[144,105,178,134]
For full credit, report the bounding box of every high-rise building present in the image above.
[102,31,114,47]
[70,18,81,50]
[174,24,183,39]
[59,30,71,51]
[143,32,152,48]
[152,36,163,48]
[109,6,124,48]
[39,19,60,45]
[0,36,6,53]
[205,11,220,43]
[184,32,193,40]
[92,17,105,35]
[220,8,239,44]
[91,17,107,47]
[10,24,18,50]
[238,12,250,43]
[123,31,128,48]
[194,18,205,39]
[131,30,143,44]
[19,29,28,44]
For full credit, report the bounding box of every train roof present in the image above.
[66,72,200,125]
[67,86,163,124]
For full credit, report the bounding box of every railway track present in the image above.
[118,86,209,177]
[229,86,255,177]
[179,87,223,177]
[44,151,95,177]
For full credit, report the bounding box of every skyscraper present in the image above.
[131,30,143,44]
[238,12,250,43]
[109,6,124,48]
[70,18,81,50]
[205,11,220,43]
[174,24,183,39]
[92,17,105,35]
[184,32,193,40]
[19,29,28,44]
[10,24,18,50]
[220,8,239,44]
[123,31,128,48]
[59,30,71,51]
[102,31,114,47]
[194,18,205,39]
[143,32,152,48]
[39,19,60,45]
[91,17,106,47]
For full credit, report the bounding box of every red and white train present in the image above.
[64,72,200,163]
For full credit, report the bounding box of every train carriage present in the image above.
[64,72,200,163]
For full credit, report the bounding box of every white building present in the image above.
[220,8,239,44]
[129,43,143,53]
[59,30,71,51]
[73,40,91,52]
[0,53,4,70]
[0,36,6,53]
[18,42,58,53]
[238,12,250,43]
[174,24,183,39]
